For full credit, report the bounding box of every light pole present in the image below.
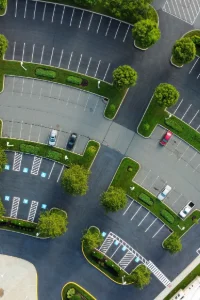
[165,113,172,120]
[178,225,185,231]
[20,61,27,71]
[98,80,101,89]
[122,275,127,285]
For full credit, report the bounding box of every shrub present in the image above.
[113,65,138,89]
[108,104,116,114]
[139,193,154,206]
[47,151,62,161]
[172,38,196,65]
[67,288,75,299]
[127,166,133,172]
[86,146,97,156]
[105,259,120,273]
[163,233,182,254]
[0,0,7,10]
[160,209,174,224]
[0,34,8,57]
[20,144,39,155]
[101,186,127,213]
[143,123,150,131]
[71,296,81,300]
[81,79,88,86]
[165,118,183,132]
[92,250,104,260]
[66,76,82,85]
[35,68,56,79]
[191,35,200,46]
[154,83,180,108]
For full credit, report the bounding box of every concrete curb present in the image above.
[61,281,96,300]
[170,56,183,68]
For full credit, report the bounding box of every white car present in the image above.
[157,185,172,201]
[48,129,57,146]
[179,202,195,219]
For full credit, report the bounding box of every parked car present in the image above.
[66,133,77,150]
[159,130,172,146]
[157,185,172,201]
[48,129,57,146]
[179,201,195,219]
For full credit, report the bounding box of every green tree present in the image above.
[113,65,138,89]
[172,37,196,65]
[132,19,161,48]
[129,265,151,289]
[0,0,7,10]
[71,295,81,300]
[0,148,7,172]
[163,233,182,254]
[61,165,90,196]
[37,210,68,238]
[0,35,8,58]
[101,186,127,213]
[154,83,180,108]
[82,227,104,250]
[0,199,5,217]
[74,0,97,6]
[67,288,75,299]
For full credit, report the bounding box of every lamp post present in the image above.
[122,275,127,285]
[98,80,101,89]
[165,113,172,120]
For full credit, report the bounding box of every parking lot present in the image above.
[4,0,133,83]
[127,126,200,214]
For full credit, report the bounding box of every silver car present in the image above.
[48,129,57,146]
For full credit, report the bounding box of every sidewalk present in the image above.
[155,255,200,300]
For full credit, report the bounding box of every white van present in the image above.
[48,129,57,146]
[158,185,172,201]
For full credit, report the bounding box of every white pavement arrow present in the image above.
[7,142,14,147]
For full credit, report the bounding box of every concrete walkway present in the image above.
[0,255,37,300]
[155,255,200,299]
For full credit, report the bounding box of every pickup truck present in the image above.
[179,202,195,219]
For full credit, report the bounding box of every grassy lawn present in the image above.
[0,60,126,119]
[40,0,158,25]
[137,95,200,152]
[62,282,96,300]
[111,158,200,238]
[183,30,200,56]
[164,264,200,300]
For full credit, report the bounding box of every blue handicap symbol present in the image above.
[5,165,10,170]
[122,246,127,251]
[41,204,47,209]
[4,196,10,201]
[135,257,140,263]
[23,168,29,173]
[41,172,46,178]
[101,231,107,237]
[114,240,119,246]
[23,199,28,204]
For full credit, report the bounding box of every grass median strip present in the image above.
[111,157,200,238]
[0,59,126,119]
[62,282,96,300]
[137,94,200,152]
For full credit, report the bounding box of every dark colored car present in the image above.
[66,133,77,150]
[159,130,172,146]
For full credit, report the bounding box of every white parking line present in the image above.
[140,169,151,185]
[48,162,55,179]
[57,165,64,182]
[123,201,134,215]
[172,193,182,206]
[60,5,65,24]
[130,206,142,221]
[186,152,197,166]
[30,79,34,98]
[49,47,54,65]
[94,60,101,77]
[150,175,159,188]
[70,8,75,26]
[193,163,200,173]
[73,135,78,153]
[15,0,18,18]
[58,86,62,100]
[93,98,99,114]
[87,13,93,31]
[37,125,42,142]
[49,83,53,97]
[173,98,183,114]
[189,110,199,124]
[181,104,192,120]
[189,57,199,74]
[28,124,32,140]
[51,4,56,23]
[12,77,15,95]
[55,129,61,146]
[19,121,23,139]
[75,91,81,108]
[21,43,26,62]
[10,119,14,138]
[31,44,35,63]
[197,124,200,131]
[12,42,16,60]
[85,57,92,75]
[79,10,84,28]
[76,54,82,72]
[96,15,102,34]
[152,224,165,238]
[39,88,42,100]
[110,244,121,258]
[123,25,130,42]
[24,0,28,18]
[21,78,24,96]
[197,73,200,79]
[170,140,181,156]
[58,49,64,68]
[84,94,90,111]
[145,218,157,232]
[105,19,112,36]
[68,52,73,69]
[42,2,46,21]
[40,45,45,64]
[114,22,121,39]
[33,0,37,20]
[103,63,111,81]
[178,146,189,161]
[138,212,150,227]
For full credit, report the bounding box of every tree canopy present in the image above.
[61,165,90,196]
[172,37,196,65]
[129,265,151,289]
[154,83,180,108]
[0,35,8,58]
[73,0,97,7]
[101,186,127,212]
[0,148,7,173]
[132,19,161,48]
[0,0,6,10]
[0,199,5,217]
[37,209,68,238]
[82,227,104,250]
[163,233,182,254]
[113,65,138,89]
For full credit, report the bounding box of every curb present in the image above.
[61,282,96,300]
[170,56,183,68]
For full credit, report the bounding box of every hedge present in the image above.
[35,68,56,79]
[47,150,62,161]
[20,144,39,155]
[92,250,104,260]
[139,193,154,206]
[165,118,183,133]
[66,76,82,85]
[160,209,175,224]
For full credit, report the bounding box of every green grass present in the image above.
[0,60,126,119]
[62,282,96,300]
[111,158,200,238]
[183,30,200,56]
[137,95,200,152]
[164,264,200,300]
[0,0,7,16]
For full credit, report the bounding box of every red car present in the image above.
[159,130,172,146]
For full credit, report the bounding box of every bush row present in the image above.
[35,68,56,79]
[20,144,39,154]
[160,209,175,224]
[66,76,88,87]
[139,193,154,206]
